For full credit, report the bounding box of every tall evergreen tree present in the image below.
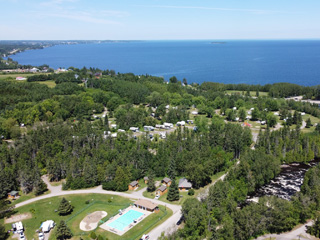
[58,197,73,216]
[147,173,156,192]
[114,166,130,192]
[306,118,312,128]
[238,107,246,122]
[104,114,109,131]
[56,220,73,240]
[251,108,260,121]
[167,179,179,201]
[167,158,176,180]
[0,222,7,240]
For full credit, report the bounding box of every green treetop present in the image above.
[56,220,73,240]
[58,197,73,216]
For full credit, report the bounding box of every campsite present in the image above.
[3,194,171,240]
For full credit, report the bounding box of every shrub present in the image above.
[188,189,195,196]
[102,180,116,191]
[90,232,97,239]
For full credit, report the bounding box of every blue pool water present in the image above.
[107,209,144,231]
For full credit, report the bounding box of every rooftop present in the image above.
[158,185,167,192]
[178,178,192,188]
[162,177,171,183]
[129,181,139,186]
[134,199,158,210]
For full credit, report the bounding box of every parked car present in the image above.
[155,194,160,200]
[140,234,150,240]
[19,233,25,240]
[176,215,185,225]
[39,232,44,240]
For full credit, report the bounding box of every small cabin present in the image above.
[144,176,149,184]
[156,185,167,196]
[178,178,192,191]
[161,177,172,187]
[128,180,139,191]
[8,191,19,200]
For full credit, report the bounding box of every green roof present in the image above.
[8,191,19,196]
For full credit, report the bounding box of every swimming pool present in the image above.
[107,209,144,231]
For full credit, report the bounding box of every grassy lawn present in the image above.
[37,80,56,88]
[10,190,51,205]
[225,90,268,97]
[4,193,171,240]
[5,194,129,240]
[0,73,42,80]
[301,113,320,133]
[50,179,65,187]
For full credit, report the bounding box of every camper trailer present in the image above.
[41,220,55,233]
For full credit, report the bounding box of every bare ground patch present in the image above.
[5,213,32,224]
[80,211,107,231]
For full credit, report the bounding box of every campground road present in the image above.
[255,221,316,240]
[15,184,181,240]
[196,160,240,201]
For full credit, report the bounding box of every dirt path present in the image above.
[255,221,317,240]
[5,213,32,224]
[196,160,240,201]
[41,175,62,194]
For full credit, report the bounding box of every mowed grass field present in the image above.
[0,73,56,87]
[225,90,268,97]
[3,194,172,240]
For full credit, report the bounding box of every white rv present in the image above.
[41,220,55,233]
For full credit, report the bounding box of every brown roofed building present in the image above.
[178,178,192,191]
[156,185,167,196]
[134,199,159,212]
[128,180,139,191]
[162,177,172,186]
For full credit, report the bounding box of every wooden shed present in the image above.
[128,180,139,191]
[8,191,19,200]
[156,185,167,196]
[162,177,172,187]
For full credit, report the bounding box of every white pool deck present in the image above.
[99,206,152,236]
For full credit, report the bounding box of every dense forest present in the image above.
[1,65,320,239]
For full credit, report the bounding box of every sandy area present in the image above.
[80,211,107,231]
[5,213,32,224]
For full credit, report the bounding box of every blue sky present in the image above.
[1,0,320,40]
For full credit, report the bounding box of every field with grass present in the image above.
[0,73,46,80]
[301,113,320,133]
[36,80,56,88]
[4,193,171,240]
[10,190,51,205]
[225,90,268,97]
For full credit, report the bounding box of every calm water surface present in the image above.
[11,40,320,86]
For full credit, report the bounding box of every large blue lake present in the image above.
[11,40,320,86]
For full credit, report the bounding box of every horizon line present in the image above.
[1,38,320,41]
